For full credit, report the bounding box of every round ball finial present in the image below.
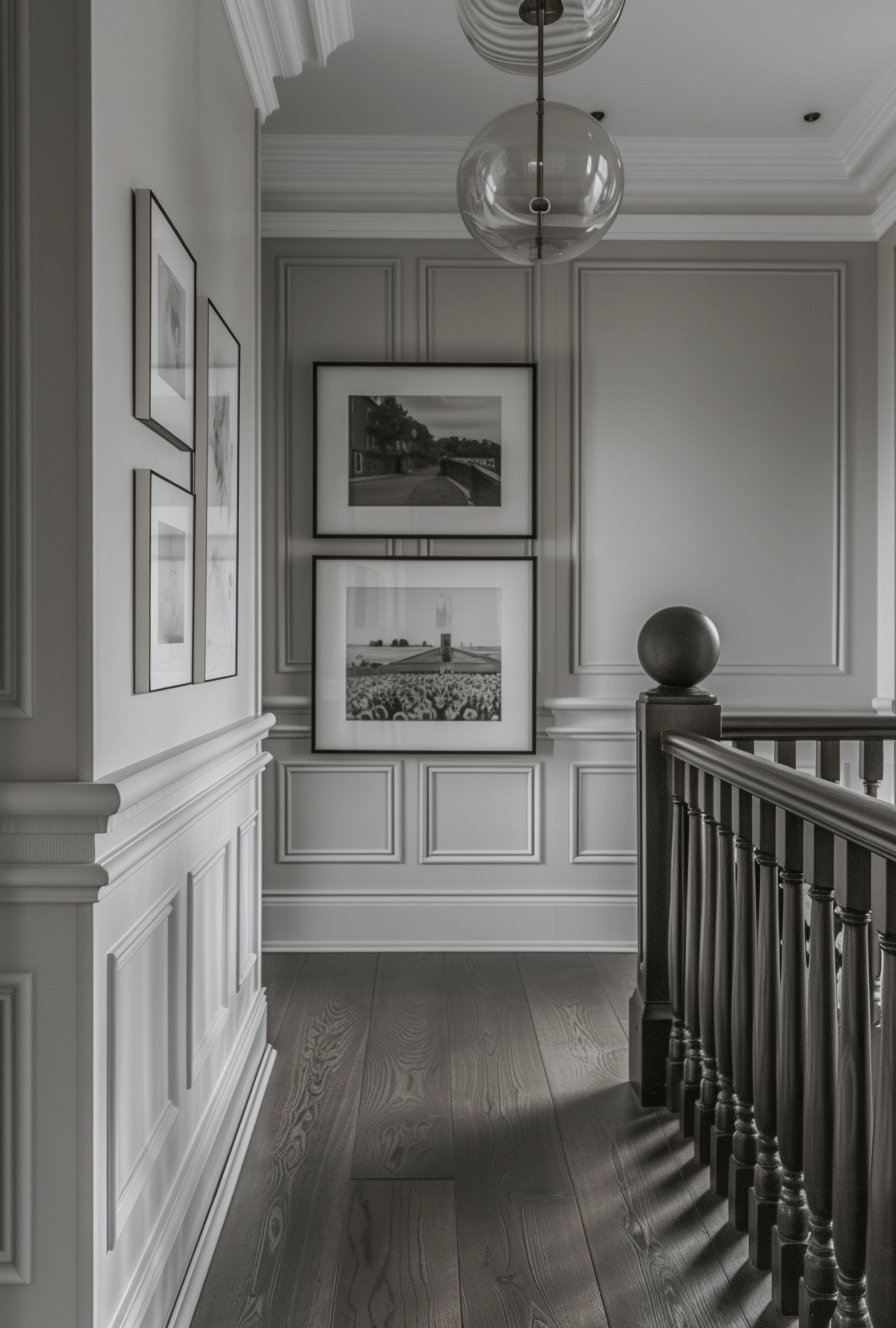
[637,606,720,690]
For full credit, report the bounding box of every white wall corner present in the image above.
[222,0,353,120]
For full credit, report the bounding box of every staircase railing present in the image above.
[629,607,896,1328]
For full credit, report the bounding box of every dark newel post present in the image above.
[799,827,838,1328]
[860,740,884,1030]
[831,841,873,1328]
[729,776,759,1231]
[630,606,722,1107]
[772,797,809,1314]
[695,769,719,1162]
[710,775,736,1196]
[866,857,896,1328]
[680,762,705,1139]
[666,757,688,1112]
[750,795,783,1270]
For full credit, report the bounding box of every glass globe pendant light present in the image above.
[455,0,625,75]
[456,0,624,264]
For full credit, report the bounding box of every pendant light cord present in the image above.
[535,0,545,258]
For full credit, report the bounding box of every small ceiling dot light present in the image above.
[804,111,821,122]
[455,0,625,76]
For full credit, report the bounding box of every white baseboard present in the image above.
[262,893,637,951]
[166,1043,277,1328]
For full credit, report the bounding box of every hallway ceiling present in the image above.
[262,0,896,140]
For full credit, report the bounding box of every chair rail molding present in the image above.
[223,0,353,120]
[544,697,637,741]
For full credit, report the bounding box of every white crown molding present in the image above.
[222,0,353,120]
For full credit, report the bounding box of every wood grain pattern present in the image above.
[352,953,452,1179]
[190,953,377,1328]
[261,952,304,1046]
[331,1180,461,1328]
[589,951,637,1036]
[518,951,754,1328]
[446,952,609,1328]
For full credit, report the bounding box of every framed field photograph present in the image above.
[313,556,536,753]
[314,362,536,538]
[134,189,196,451]
[193,298,240,682]
[134,470,195,692]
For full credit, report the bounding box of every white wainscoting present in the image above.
[277,760,403,863]
[419,763,542,864]
[0,972,32,1283]
[570,763,638,865]
[187,841,231,1089]
[236,811,260,991]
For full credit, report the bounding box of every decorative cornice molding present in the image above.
[222,0,353,120]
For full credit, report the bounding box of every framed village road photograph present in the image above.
[193,297,240,683]
[313,362,536,538]
[312,556,536,754]
[134,189,196,451]
[134,470,195,693]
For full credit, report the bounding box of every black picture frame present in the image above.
[134,469,195,693]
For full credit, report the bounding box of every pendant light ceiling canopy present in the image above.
[455,0,626,76]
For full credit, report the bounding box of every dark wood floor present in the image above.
[190,952,794,1327]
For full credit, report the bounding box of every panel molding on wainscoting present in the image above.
[570,762,638,865]
[236,810,260,991]
[419,763,542,864]
[107,890,178,1250]
[277,760,403,862]
[417,258,537,362]
[0,972,32,1282]
[262,892,636,950]
[276,257,401,674]
[187,840,231,1089]
[571,261,845,677]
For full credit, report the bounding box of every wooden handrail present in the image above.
[721,714,896,741]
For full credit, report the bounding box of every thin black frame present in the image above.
[134,188,197,451]
[193,296,240,683]
[311,554,537,754]
[134,469,196,693]
[313,362,537,539]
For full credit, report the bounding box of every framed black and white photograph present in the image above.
[193,298,240,682]
[134,470,195,692]
[134,189,196,451]
[313,556,536,753]
[314,362,536,538]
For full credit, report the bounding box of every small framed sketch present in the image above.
[193,297,240,682]
[134,189,196,451]
[134,470,195,692]
[314,362,536,538]
[313,556,536,754]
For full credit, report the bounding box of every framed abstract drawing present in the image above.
[193,297,240,682]
[312,556,536,754]
[134,470,195,692]
[134,189,196,451]
[313,362,536,538]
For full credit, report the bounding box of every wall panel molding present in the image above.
[569,763,638,865]
[236,811,259,990]
[0,0,32,718]
[277,760,402,862]
[418,258,536,363]
[0,971,31,1282]
[419,763,542,864]
[187,842,231,1088]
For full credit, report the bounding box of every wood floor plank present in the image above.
[352,953,452,1179]
[261,951,305,1046]
[331,1180,461,1328]
[518,951,754,1328]
[189,952,377,1328]
[446,952,609,1328]
[588,951,637,1038]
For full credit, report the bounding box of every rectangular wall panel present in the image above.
[107,899,177,1249]
[278,761,403,862]
[187,843,230,1087]
[570,763,637,864]
[574,263,843,675]
[0,972,31,1282]
[421,261,534,362]
[420,764,542,863]
[236,812,259,990]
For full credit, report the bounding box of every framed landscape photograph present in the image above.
[312,556,536,753]
[193,297,240,682]
[134,189,196,451]
[134,470,195,692]
[314,362,536,538]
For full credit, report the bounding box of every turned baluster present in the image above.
[799,829,838,1325]
[666,757,688,1113]
[859,740,884,1030]
[694,768,719,1163]
[831,841,873,1328]
[710,774,736,1197]
[680,763,705,1138]
[866,856,896,1328]
[772,795,809,1314]
[750,794,783,1271]
[729,778,759,1231]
